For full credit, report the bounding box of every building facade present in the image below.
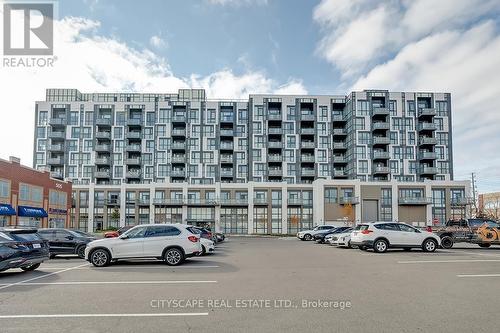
[479,192,500,220]
[32,88,467,233]
[0,156,72,228]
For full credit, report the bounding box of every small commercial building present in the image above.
[0,156,72,228]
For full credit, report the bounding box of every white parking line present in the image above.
[457,274,500,278]
[0,280,217,286]
[453,251,500,257]
[398,259,500,264]
[0,263,89,291]
[39,265,220,270]
[0,313,209,319]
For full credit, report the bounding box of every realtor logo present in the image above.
[3,2,54,55]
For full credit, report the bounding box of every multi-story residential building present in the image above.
[32,88,468,233]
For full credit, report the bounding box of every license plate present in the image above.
[33,243,41,248]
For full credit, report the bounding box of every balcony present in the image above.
[49,131,65,140]
[220,155,233,163]
[333,169,347,178]
[171,155,186,163]
[417,122,437,132]
[373,151,390,159]
[372,122,390,130]
[220,169,234,177]
[333,156,347,163]
[220,198,249,206]
[47,144,64,152]
[287,198,302,205]
[332,142,347,150]
[137,199,150,206]
[398,197,432,205]
[126,170,141,178]
[50,171,63,179]
[96,131,111,139]
[96,118,112,126]
[127,118,142,126]
[268,128,282,135]
[95,144,111,152]
[220,129,234,137]
[153,198,184,205]
[374,166,390,174]
[172,115,186,122]
[451,197,473,206]
[187,198,218,205]
[301,141,315,149]
[301,169,315,176]
[300,114,315,121]
[49,118,66,126]
[104,199,120,206]
[171,128,186,136]
[47,157,64,165]
[339,197,359,205]
[372,107,389,116]
[419,137,438,146]
[171,141,186,150]
[125,157,141,165]
[95,170,110,178]
[300,128,315,135]
[268,113,282,121]
[95,157,110,165]
[301,155,315,163]
[220,142,234,150]
[419,151,437,160]
[420,166,438,174]
[253,198,268,205]
[418,108,437,117]
[268,155,282,162]
[332,128,347,136]
[268,168,282,176]
[126,144,142,152]
[127,131,142,139]
[373,137,390,145]
[332,114,346,122]
[170,169,185,177]
[267,141,283,149]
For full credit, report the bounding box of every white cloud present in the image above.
[149,35,167,49]
[0,16,305,166]
[204,0,268,6]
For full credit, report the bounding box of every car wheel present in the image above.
[20,263,40,272]
[304,234,312,241]
[440,236,453,249]
[49,253,56,259]
[422,239,437,252]
[373,239,388,253]
[479,243,491,248]
[90,249,111,267]
[347,241,352,249]
[164,248,184,266]
[403,248,411,251]
[358,246,366,251]
[201,245,206,256]
[76,246,86,259]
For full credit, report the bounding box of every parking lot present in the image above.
[1,237,500,332]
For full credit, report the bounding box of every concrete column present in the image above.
[182,185,188,223]
[425,182,433,226]
[214,183,221,232]
[149,186,155,223]
[87,185,95,233]
[281,185,288,234]
[354,182,362,225]
[312,179,324,225]
[247,183,254,234]
[392,184,399,222]
[120,185,126,227]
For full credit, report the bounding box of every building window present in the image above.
[432,189,446,225]
[253,207,268,234]
[220,208,248,234]
[325,188,338,203]
[380,188,392,221]
[0,180,10,197]
[271,207,282,234]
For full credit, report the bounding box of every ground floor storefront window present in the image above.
[154,207,182,224]
[49,217,65,228]
[17,217,41,227]
[220,207,248,234]
[287,207,313,235]
[0,215,9,227]
[253,207,268,234]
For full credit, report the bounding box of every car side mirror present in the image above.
[120,235,129,240]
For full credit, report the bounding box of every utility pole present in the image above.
[471,172,478,217]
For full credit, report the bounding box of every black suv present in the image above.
[37,228,97,259]
[0,228,50,272]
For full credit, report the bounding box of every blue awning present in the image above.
[0,204,16,216]
[17,206,48,218]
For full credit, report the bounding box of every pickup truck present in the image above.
[432,218,500,249]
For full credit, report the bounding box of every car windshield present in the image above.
[122,226,146,238]
[69,230,93,237]
[7,231,42,242]
[355,225,369,231]
[0,231,14,242]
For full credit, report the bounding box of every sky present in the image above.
[1,0,500,193]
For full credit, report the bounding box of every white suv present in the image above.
[85,224,202,267]
[297,225,337,241]
[350,222,441,253]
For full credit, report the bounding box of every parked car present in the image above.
[297,225,337,241]
[200,238,215,255]
[214,232,225,243]
[104,225,134,238]
[85,224,202,267]
[0,228,49,272]
[192,226,213,241]
[315,226,352,243]
[350,222,441,253]
[328,229,354,247]
[37,228,97,259]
